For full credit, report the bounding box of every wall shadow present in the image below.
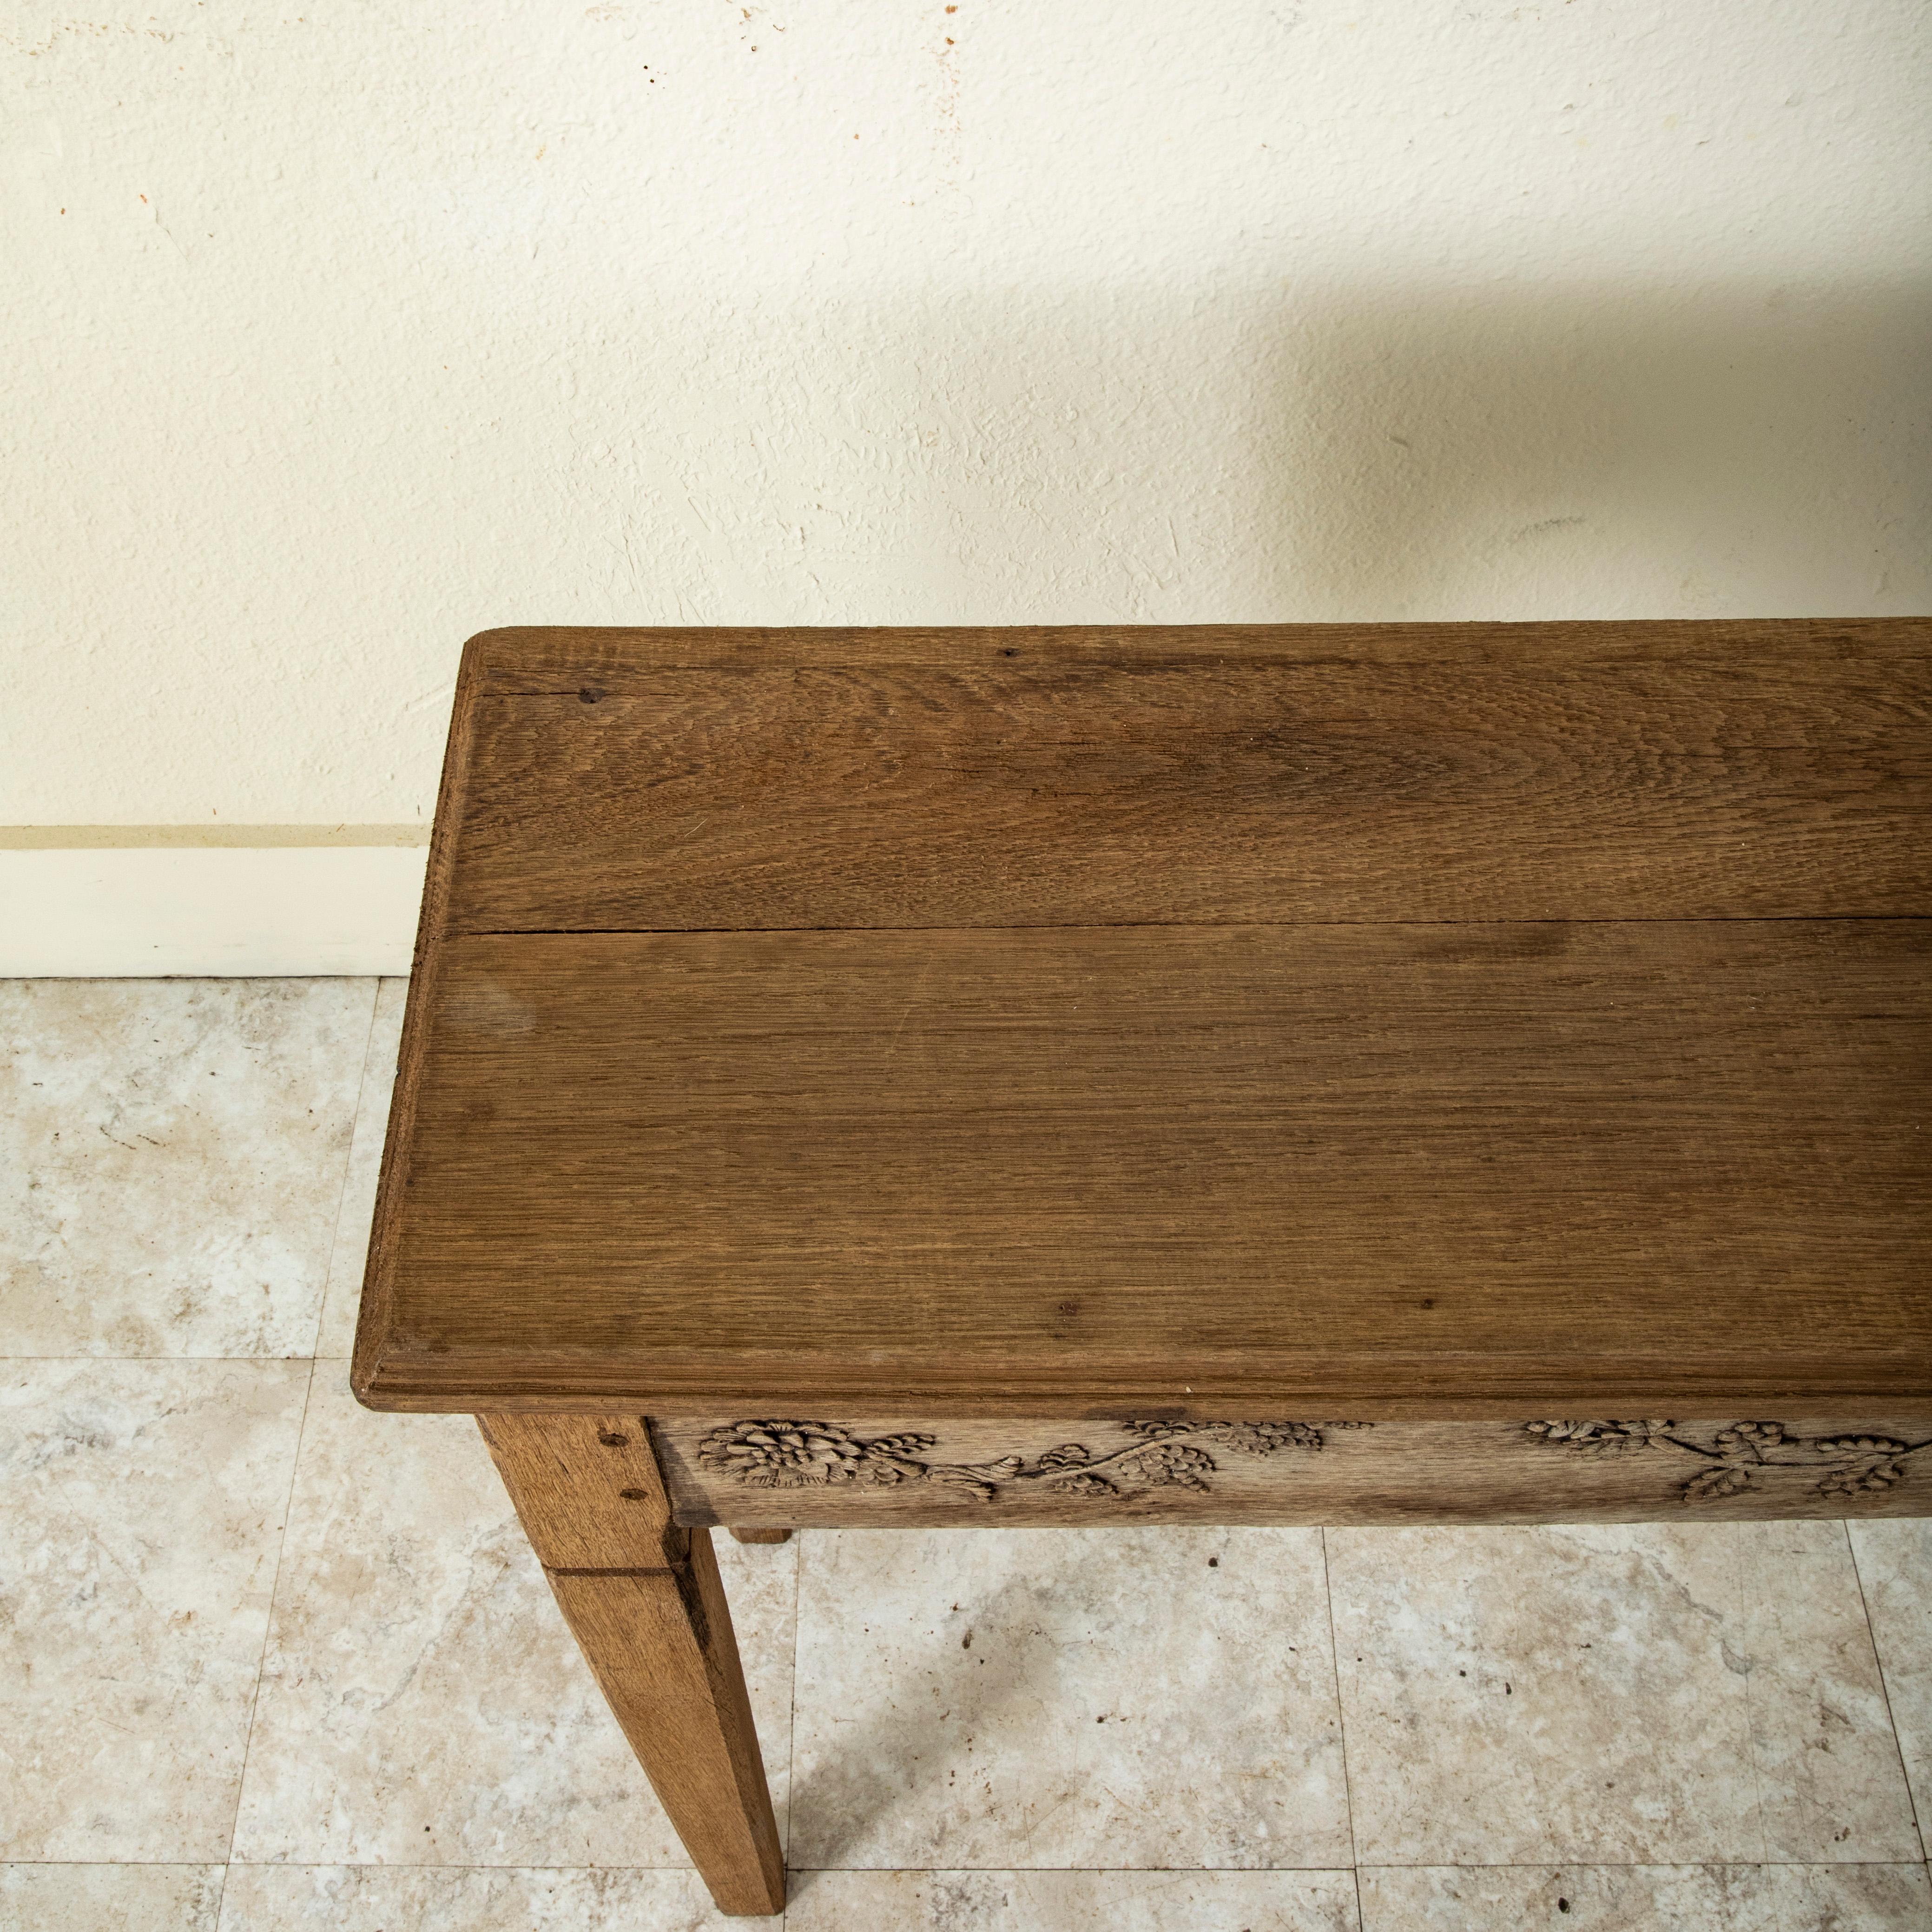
[554,276,1930,632]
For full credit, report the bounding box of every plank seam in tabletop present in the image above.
[455,917,1932,935]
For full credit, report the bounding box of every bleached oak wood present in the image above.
[654,1414,1932,1529]
[478,1415,784,1918]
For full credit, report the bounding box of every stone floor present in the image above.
[3,978,1931,1932]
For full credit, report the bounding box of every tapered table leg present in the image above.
[730,1527,792,1544]
[478,1414,785,1918]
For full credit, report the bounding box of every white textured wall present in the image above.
[5,0,1928,831]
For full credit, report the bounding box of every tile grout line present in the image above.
[212,973,376,1895]
[1317,1526,1366,1932]
[1843,1517,1929,1864]
[1734,1523,1774,1873]
[7,1859,1931,1873]
[783,1859,1930,1872]
[0,1353,355,1363]
[221,1354,320,1870]
[303,981,385,1360]
[784,1528,803,1931]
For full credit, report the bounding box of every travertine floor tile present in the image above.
[1741,1522,1922,1861]
[215,1864,725,1931]
[0,980,373,1356]
[1357,1861,1932,1931]
[231,1374,797,1866]
[312,978,407,1359]
[1850,1520,1932,1832]
[1328,1523,1917,1866]
[786,1868,1362,1931]
[0,1864,226,1932]
[789,1527,1351,1871]
[0,1360,311,1859]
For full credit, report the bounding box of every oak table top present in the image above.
[354,621,1932,1423]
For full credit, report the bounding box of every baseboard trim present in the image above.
[1,845,430,976]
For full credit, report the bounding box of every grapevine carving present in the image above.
[1524,1420,1932,1505]
[696,1418,1371,1503]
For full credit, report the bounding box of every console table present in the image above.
[353,622,1930,1917]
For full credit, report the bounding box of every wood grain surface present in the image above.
[447,649,1932,930]
[653,1415,1932,1529]
[356,917,1930,1416]
[542,1563,785,1914]
[479,1414,785,1916]
[355,624,1931,1423]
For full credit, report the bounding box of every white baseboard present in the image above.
[0,846,430,976]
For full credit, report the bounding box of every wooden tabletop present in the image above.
[352,623,1932,1419]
